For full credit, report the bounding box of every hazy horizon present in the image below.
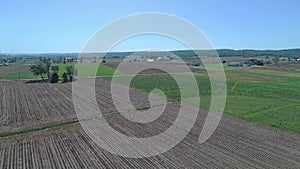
[1,48,300,55]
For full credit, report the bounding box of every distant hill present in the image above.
[215,49,300,57]
[171,49,300,58]
[1,49,300,59]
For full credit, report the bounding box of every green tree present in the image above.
[273,56,280,65]
[30,63,47,81]
[66,66,78,81]
[45,61,52,81]
[62,72,68,83]
[50,72,59,83]
[51,65,60,73]
[69,75,73,82]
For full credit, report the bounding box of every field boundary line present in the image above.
[0,103,171,138]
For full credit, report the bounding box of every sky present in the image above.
[0,0,299,53]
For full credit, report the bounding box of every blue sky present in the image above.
[0,0,299,53]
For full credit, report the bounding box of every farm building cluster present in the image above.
[227,58,272,67]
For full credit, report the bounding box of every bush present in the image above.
[255,60,264,66]
[50,72,59,83]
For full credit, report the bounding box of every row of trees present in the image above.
[39,57,75,64]
[30,62,77,83]
[0,58,18,64]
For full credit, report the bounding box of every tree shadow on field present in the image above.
[24,80,47,84]
[24,79,77,84]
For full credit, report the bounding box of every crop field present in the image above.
[0,78,154,135]
[58,63,122,77]
[1,60,300,134]
[1,119,300,168]
[0,60,299,168]
[104,61,300,134]
[0,79,300,168]
[0,64,34,80]
[0,81,75,134]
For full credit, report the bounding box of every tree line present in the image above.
[30,61,77,83]
[171,49,300,58]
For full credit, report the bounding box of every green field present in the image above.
[0,71,35,80]
[0,62,34,80]
[58,63,122,77]
[0,63,120,80]
[118,65,300,134]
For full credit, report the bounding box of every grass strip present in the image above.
[0,103,168,138]
[0,120,79,137]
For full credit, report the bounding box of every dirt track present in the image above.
[0,79,299,168]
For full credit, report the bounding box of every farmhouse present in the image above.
[246,60,256,66]
[123,56,143,62]
[228,62,243,67]
[64,57,74,63]
[3,62,10,66]
[191,61,201,66]
[280,57,288,61]
[262,59,271,64]
[155,56,171,61]
[146,59,155,62]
